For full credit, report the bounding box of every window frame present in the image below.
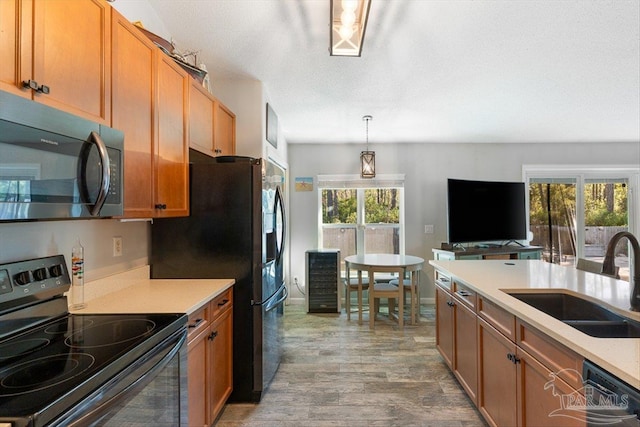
[522,164,639,260]
[317,174,406,257]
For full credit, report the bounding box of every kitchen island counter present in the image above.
[429,259,640,387]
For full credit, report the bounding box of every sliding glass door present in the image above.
[525,166,636,282]
[528,179,577,265]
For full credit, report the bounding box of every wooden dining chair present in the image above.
[368,266,406,328]
[389,271,420,324]
[344,273,373,324]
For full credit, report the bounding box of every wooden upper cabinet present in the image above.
[0,0,31,97]
[214,101,236,156]
[189,79,236,158]
[112,10,188,219]
[111,9,155,218]
[189,80,216,155]
[1,0,111,123]
[155,52,189,217]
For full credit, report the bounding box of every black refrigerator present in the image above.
[150,152,287,403]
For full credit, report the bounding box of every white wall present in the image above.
[110,0,171,40]
[288,141,640,302]
[0,219,149,282]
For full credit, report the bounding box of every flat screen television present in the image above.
[446,178,527,245]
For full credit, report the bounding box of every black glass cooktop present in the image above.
[0,312,185,418]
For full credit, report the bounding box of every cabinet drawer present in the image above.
[478,296,515,342]
[211,287,233,319]
[482,254,511,260]
[518,251,541,260]
[435,271,453,292]
[187,304,210,344]
[453,281,477,311]
[516,320,584,390]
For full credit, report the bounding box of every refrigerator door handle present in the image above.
[274,186,286,265]
[265,285,288,313]
[252,283,286,307]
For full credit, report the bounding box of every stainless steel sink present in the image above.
[506,292,640,338]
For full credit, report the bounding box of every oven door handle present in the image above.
[48,329,187,427]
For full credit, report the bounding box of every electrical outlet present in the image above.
[424,224,434,234]
[113,236,123,257]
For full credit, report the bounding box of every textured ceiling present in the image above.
[145,0,640,145]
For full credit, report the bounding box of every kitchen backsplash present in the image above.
[0,219,150,283]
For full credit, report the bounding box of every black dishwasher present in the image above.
[583,360,640,426]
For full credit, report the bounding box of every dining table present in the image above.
[344,253,425,327]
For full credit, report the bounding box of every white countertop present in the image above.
[71,278,235,316]
[429,259,640,388]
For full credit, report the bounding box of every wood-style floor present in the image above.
[216,303,487,426]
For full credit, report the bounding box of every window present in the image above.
[524,166,639,282]
[318,174,405,272]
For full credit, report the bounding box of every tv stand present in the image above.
[433,245,542,261]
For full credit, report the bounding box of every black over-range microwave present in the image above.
[0,90,123,221]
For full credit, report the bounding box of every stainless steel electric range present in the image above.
[0,255,188,427]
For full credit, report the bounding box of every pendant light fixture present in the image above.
[360,115,375,178]
[330,0,371,57]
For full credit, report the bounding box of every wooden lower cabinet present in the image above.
[188,325,208,427]
[187,288,233,426]
[436,281,479,404]
[435,285,454,368]
[478,317,518,427]
[453,295,478,403]
[209,306,233,421]
[437,283,586,427]
[518,349,585,427]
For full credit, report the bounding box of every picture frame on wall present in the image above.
[266,103,278,148]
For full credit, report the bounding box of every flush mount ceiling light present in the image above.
[330,0,371,57]
[360,115,375,178]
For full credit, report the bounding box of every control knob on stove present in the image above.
[49,264,63,277]
[33,267,48,281]
[14,270,32,286]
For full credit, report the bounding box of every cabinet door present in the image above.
[0,0,31,97]
[188,333,208,427]
[111,11,155,218]
[435,285,454,369]
[189,81,215,155]
[517,349,585,427]
[155,53,189,217]
[478,317,518,427]
[32,0,111,123]
[208,306,233,423]
[214,101,236,156]
[454,298,478,404]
